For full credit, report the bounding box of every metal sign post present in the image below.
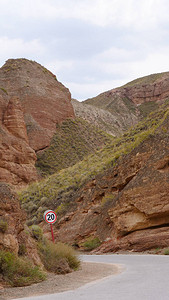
[43,210,57,243]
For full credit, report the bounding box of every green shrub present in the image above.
[0,250,46,287]
[38,239,80,274]
[31,225,43,241]
[26,216,38,226]
[0,218,8,233]
[164,249,169,255]
[83,237,101,251]
[55,203,70,216]
[0,87,8,94]
[18,243,27,256]
[101,193,115,207]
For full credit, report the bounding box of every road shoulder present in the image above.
[1,261,121,299]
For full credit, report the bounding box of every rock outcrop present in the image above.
[0,183,41,265]
[0,58,75,186]
[121,72,169,104]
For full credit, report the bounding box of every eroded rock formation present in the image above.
[106,73,169,105]
[0,183,41,265]
[0,58,75,186]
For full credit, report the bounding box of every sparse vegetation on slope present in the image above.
[138,101,158,118]
[81,91,138,134]
[28,225,80,274]
[38,239,80,274]
[82,237,101,251]
[72,99,123,136]
[81,72,169,134]
[84,92,137,116]
[19,101,169,226]
[0,229,80,287]
[36,118,113,177]
[122,72,169,88]
[0,250,46,287]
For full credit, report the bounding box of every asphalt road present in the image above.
[14,254,169,300]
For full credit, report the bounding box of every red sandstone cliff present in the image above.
[0,183,41,265]
[0,59,75,186]
[107,72,169,105]
[41,110,169,252]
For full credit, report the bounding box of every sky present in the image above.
[0,0,169,100]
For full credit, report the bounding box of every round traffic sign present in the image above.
[44,210,57,224]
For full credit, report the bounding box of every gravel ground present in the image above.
[0,262,119,300]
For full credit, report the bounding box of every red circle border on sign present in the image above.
[45,210,57,224]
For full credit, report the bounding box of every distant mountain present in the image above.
[72,72,169,135]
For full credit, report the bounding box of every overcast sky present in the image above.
[0,0,169,100]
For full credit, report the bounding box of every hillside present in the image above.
[73,72,169,135]
[19,101,169,252]
[122,71,169,88]
[36,118,113,177]
[72,97,138,136]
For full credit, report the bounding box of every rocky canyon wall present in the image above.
[0,59,75,186]
[43,113,169,252]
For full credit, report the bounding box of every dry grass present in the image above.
[38,239,80,274]
[0,250,46,287]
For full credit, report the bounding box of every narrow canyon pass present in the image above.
[0,58,169,256]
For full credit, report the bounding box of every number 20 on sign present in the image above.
[43,210,57,243]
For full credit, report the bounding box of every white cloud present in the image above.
[52,0,169,29]
[66,78,128,100]
[46,60,74,74]
[0,37,45,65]
[96,46,143,64]
[129,47,169,78]
[0,0,59,19]
[63,0,169,29]
[0,0,169,99]
[1,0,169,29]
[63,44,169,100]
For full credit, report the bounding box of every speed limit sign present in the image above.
[43,210,57,243]
[44,210,57,224]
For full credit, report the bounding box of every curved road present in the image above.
[14,254,169,300]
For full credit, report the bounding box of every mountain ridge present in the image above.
[72,71,169,136]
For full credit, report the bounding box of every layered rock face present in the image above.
[80,72,169,135]
[0,183,41,265]
[0,59,75,186]
[106,72,169,106]
[0,96,37,186]
[47,114,169,252]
